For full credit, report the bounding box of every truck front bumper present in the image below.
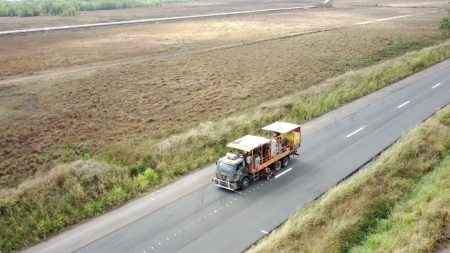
[212,178,239,191]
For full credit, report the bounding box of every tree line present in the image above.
[0,0,163,17]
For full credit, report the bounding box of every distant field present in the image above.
[0,0,182,17]
[0,0,313,31]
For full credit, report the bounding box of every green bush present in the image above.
[439,9,450,36]
[440,17,450,30]
[61,6,76,17]
[135,167,158,188]
[144,168,158,183]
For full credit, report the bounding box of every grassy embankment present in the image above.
[0,0,185,17]
[353,155,450,252]
[248,105,450,253]
[0,42,449,252]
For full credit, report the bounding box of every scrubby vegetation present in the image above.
[0,0,177,17]
[0,160,155,252]
[248,105,450,253]
[1,42,449,252]
[439,9,450,35]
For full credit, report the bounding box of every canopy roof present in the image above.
[227,135,270,152]
[262,121,300,134]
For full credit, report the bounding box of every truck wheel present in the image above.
[282,156,289,168]
[273,161,282,172]
[241,177,250,190]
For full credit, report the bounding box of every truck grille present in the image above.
[218,174,228,181]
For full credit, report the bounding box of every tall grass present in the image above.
[0,0,179,17]
[248,104,450,253]
[0,161,145,252]
[0,42,449,252]
[350,155,450,252]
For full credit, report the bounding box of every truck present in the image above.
[212,121,301,191]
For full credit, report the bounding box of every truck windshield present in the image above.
[217,162,236,176]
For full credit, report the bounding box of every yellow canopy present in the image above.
[227,135,270,152]
[262,121,300,134]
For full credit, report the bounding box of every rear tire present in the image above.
[272,161,282,172]
[241,177,250,190]
[281,156,289,168]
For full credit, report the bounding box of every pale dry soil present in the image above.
[0,2,446,187]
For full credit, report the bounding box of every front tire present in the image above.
[240,177,250,190]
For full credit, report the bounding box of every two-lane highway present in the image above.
[69,59,450,253]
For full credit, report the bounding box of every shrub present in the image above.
[439,9,450,36]
[144,168,158,183]
[61,6,76,17]
[440,17,450,30]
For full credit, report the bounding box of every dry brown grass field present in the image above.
[0,0,447,189]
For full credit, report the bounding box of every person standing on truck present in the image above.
[246,154,251,166]
[255,154,260,170]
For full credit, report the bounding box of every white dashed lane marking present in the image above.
[275,168,292,179]
[146,176,274,251]
[397,101,410,109]
[346,126,366,138]
[432,83,441,89]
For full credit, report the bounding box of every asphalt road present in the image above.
[64,59,450,253]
